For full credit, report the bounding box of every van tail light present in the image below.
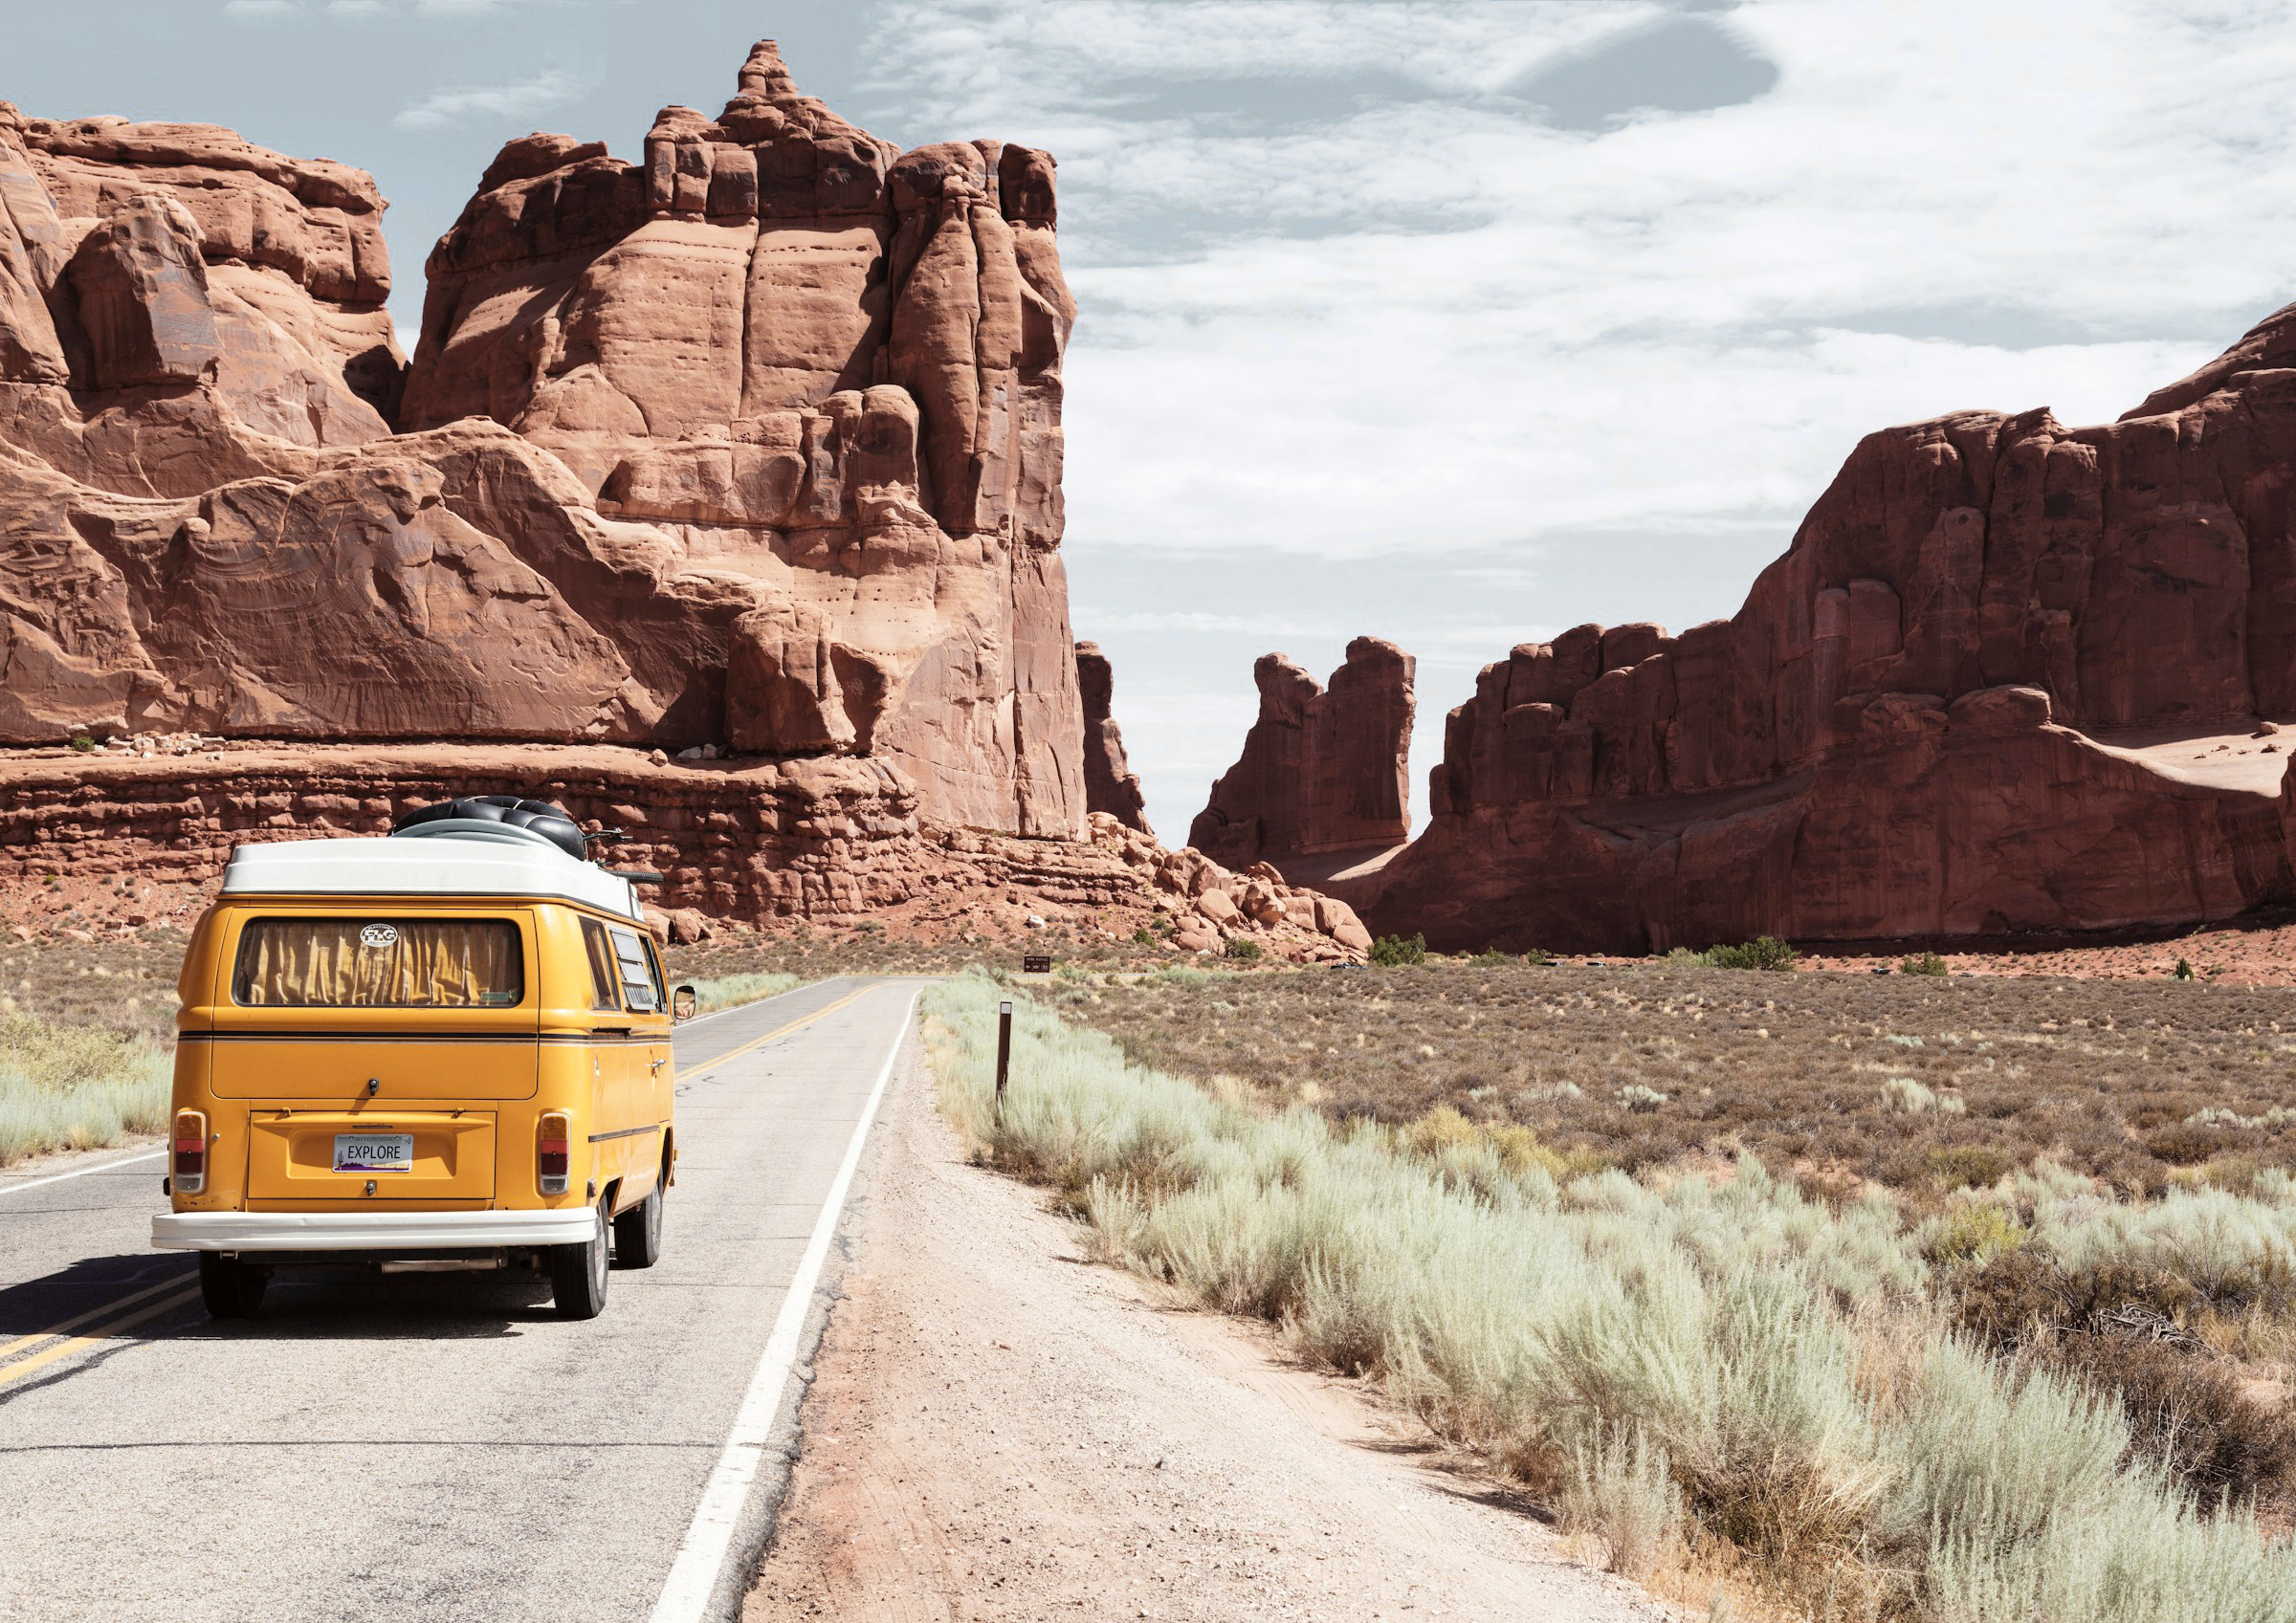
[173,1109,209,1195]
[538,1112,571,1195]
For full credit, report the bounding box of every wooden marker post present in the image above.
[995,1000,1014,1123]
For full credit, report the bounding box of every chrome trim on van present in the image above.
[152,1209,596,1252]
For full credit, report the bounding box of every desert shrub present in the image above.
[2146,1120,2234,1166]
[1702,936,1799,972]
[927,977,2296,1617]
[1928,1144,2014,1190]
[1559,1421,1682,1579]
[1224,936,1263,962]
[1954,1253,2200,1349]
[1615,1084,1668,1113]
[1884,1077,1965,1115]
[68,735,95,752]
[0,1011,171,1165]
[1900,952,1949,976]
[1131,926,1158,946]
[682,971,800,1014]
[1469,950,1513,966]
[2055,1331,2296,1502]
[2175,957,2197,980]
[1924,1200,2029,1266]
[1368,932,1427,967]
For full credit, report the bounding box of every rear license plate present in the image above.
[334,1132,413,1173]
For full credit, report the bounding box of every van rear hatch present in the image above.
[247,1111,497,1201]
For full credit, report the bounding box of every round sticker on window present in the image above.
[359,923,400,949]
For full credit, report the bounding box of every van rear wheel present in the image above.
[549,1196,610,1320]
[612,1168,664,1270]
[197,1252,268,1319]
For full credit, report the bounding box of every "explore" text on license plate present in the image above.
[333,1133,413,1173]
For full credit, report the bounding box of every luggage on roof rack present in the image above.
[391,795,589,864]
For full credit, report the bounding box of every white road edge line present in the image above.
[0,1149,166,1199]
[649,984,921,1623]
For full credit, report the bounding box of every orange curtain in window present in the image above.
[234,920,523,1007]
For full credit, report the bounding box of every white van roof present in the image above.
[219,822,644,919]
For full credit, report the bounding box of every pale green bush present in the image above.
[1561,1421,1683,1578]
[0,1011,171,1166]
[1885,1076,1966,1115]
[924,975,2296,1617]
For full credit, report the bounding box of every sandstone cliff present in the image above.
[0,42,1082,839]
[1075,641,1151,837]
[1189,637,1414,867]
[1358,306,2296,952]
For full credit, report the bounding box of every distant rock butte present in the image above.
[1075,641,1152,838]
[1342,306,2296,952]
[1189,637,1414,868]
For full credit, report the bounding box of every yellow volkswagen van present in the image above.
[153,797,693,1322]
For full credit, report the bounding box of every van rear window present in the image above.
[232,919,525,1008]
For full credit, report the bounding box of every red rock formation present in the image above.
[1188,637,1414,867]
[1074,641,1151,837]
[0,743,1369,961]
[1358,307,2296,953]
[0,42,1083,841]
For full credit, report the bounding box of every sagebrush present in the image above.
[928,974,2296,1621]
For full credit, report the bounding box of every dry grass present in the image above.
[0,1011,171,1165]
[0,936,183,1046]
[929,974,2296,1622]
[1066,960,2296,1205]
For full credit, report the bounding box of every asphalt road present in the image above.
[0,976,923,1623]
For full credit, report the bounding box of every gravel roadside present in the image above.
[744,1045,1668,1623]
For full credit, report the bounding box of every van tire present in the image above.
[198,1252,268,1319]
[549,1196,610,1320]
[613,1168,664,1270]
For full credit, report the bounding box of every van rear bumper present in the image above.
[153,1209,594,1253]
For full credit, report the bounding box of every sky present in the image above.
[11,1,2296,840]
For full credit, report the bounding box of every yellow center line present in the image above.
[0,1283,204,1389]
[678,987,869,1084]
[0,1271,196,1361]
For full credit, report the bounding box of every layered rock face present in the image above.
[0,742,1371,960]
[1189,637,1414,867]
[0,43,1084,840]
[1075,641,1151,837]
[1369,307,2296,952]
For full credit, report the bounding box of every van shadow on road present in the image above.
[0,1253,549,1343]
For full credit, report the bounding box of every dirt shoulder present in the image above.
[744,1047,1666,1623]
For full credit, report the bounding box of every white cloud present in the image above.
[224,0,301,17]
[326,1,388,14]
[393,65,585,131]
[872,0,2296,562]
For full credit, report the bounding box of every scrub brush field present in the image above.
[966,963,2296,1619]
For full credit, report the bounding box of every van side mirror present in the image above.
[673,984,696,1022]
